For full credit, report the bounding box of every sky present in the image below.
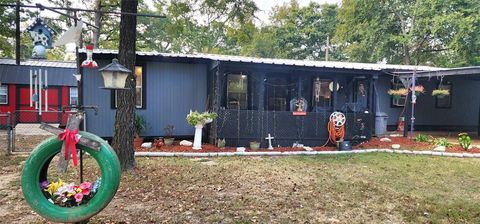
[32,0,342,24]
[254,0,341,23]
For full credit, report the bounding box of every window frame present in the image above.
[69,87,78,106]
[0,85,8,105]
[111,64,147,109]
[390,78,407,108]
[225,73,249,110]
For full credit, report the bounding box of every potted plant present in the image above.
[134,114,146,148]
[411,85,425,96]
[186,110,218,150]
[432,89,450,99]
[164,124,175,146]
[387,88,408,100]
[249,141,260,150]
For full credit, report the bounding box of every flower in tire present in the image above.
[41,178,99,207]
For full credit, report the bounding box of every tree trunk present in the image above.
[111,0,138,171]
[93,0,102,48]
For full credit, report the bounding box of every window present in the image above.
[312,78,332,109]
[435,83,452,108]
[265,76,294,111]
[353,80,368,110]
[113,65,145,109]
[391,78,406,107]
[69,87,78,105]
[134,66,143,107]
[226,74,248,110]
[0,85,7,104]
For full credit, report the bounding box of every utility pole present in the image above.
[325,36,330,61]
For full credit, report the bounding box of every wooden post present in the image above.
[211,65,222,143]
[332,79,338,111]
[370,75,378,136]
[15,0,20,65]
[57,114,82,172]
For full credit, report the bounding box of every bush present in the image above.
[458,133,472,150]
[134,114,146,136]
[414,134,430,143]
[433,137,452,148]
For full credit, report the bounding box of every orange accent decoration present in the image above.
[397,120,404,132]
[292,111,307,116]
[58,129,80,166]
[327,119,345,145]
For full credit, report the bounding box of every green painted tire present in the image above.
[21,131,121,223]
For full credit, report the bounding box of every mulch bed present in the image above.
[135,138,480,154]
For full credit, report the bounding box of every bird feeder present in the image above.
[81,45,98,68]
[98,58,131,89]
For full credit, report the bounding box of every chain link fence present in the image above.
[0,112,14,154]
[216,109,372,147]
[1,110,76,152]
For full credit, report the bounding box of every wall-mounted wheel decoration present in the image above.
[21,131,120,223]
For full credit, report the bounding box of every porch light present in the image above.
[98,58,131,89]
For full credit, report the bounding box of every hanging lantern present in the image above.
[98,58,131,89]
[81,45,98,68]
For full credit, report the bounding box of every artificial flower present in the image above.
[74,193,83,203]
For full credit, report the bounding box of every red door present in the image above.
[17,85,62,123]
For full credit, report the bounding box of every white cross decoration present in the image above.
[265,134,274,150]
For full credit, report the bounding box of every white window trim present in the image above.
[0,85,8,105]
[69,87,78,105]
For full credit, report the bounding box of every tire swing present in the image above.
[22,131,121,223]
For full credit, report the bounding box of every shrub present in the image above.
[134,114,146,136]
[433,137,452,148]
[458,133,472,150]
[414,134,430,143]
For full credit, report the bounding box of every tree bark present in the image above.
[93,0,102,48]
[111,0,138,171]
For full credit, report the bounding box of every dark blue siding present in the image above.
[83,61,207,137]
[377,76,480,129]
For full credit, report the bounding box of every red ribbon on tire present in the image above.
[58,129,80,166]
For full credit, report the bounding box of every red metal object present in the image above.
[292,111,307,116]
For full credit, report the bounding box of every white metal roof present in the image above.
[87,49,445,72]
[0,59,76,68]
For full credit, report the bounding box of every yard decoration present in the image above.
[21,114,120,223]
[26,18,55,59]
[164,124,175,146]
[186,111,217,150]
[265,134,274,150]
[98,58,131,89]
[458,133,472,150]
[81,44,98,68]
[432,89,450,98]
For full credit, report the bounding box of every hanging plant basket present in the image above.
[432,89,450,98]
[392,94,402,100]
[21,132,121,223]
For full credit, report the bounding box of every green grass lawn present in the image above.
[1,153,480,223]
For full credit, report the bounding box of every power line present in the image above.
[0,3,166,18]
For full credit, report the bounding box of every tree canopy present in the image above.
[1,0,479,67]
